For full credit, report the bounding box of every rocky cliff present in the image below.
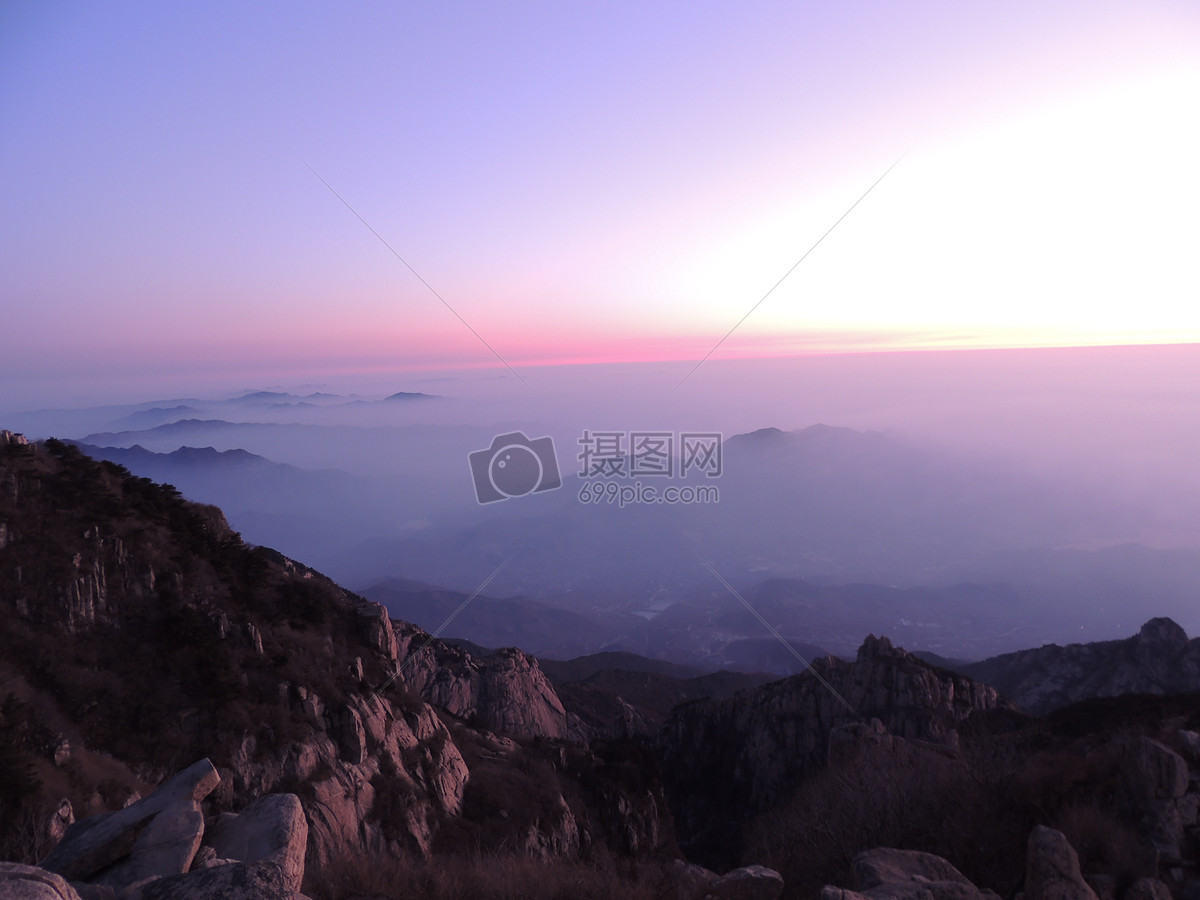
[959,618,1200,714]
[0,435,669,879]
[661,634,1012,867]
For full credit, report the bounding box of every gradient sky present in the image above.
[2,1,1199,403]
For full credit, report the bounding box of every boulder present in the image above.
[852,848,975,890]
[1025,826,1098,900]
[1125,738,1189,803]
[138,860,300,900]
[41,759,219,885]
[203,794,307,892]
[820,847,995,900]
[1178,730,1200,763]
[708,864,784,899]
[822,891,870,900]
[667,858,718,898]
[92,803,204,888]
[0,863,83,899]
[47,800,75,845]
[1124,878,1172,900]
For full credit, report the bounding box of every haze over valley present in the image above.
[7,345,1198,665]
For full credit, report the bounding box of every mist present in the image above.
[4,344,1198,663]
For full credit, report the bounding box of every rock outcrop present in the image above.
[822,846,998,900]
[204,794,307,892]
[41,759,219,887]
[1025,825,1099,900]
[225,691,469,863]
[662,634,1010,864]
[354,603,574,741]
[0,863,82,900]
[0,436,672,879]
[821,834,1125,900]
[138,859,299,900]
[960,619,1200,715]
[32,758,307,899]
[707,864,785,899]
[666,859,784,900]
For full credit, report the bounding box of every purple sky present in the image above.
[2,1,1198,407]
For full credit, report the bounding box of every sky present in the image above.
[2,1,1199,408]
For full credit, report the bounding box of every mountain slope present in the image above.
[0,431,671,870]
[660,634,1013,868]
[957,617,1200,714]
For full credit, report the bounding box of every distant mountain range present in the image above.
[956,616,1200,714]
[55,421,1200,660]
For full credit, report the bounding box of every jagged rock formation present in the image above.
[352,601,574,740]
[960,619,1200,715]
[0,436,674,881]
[661,633,1011,865]
[41,759,222,887]
[34,758,307,898]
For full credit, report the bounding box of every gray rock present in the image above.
[1124,878,1172,900]
[92,804,204,888]
[335,705,367,764]
[245,622,264,654]
[1178,729,1200,763]
[138,860,299,900]
[1125,738,1189,802]
[708,865,784,900]
[400,638,573,741]
[0,863,83,899]
[70,884,118,900]
[1025,826,1098,900]
[822,891,870,900]
[48,799,75,845]
[832,847,996,900]
[41,759,219,884]
[355,603,398,659]
[204,794,307,892]
[853,848,975,890]
[0,429,29,446]
[668,858,718,898]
